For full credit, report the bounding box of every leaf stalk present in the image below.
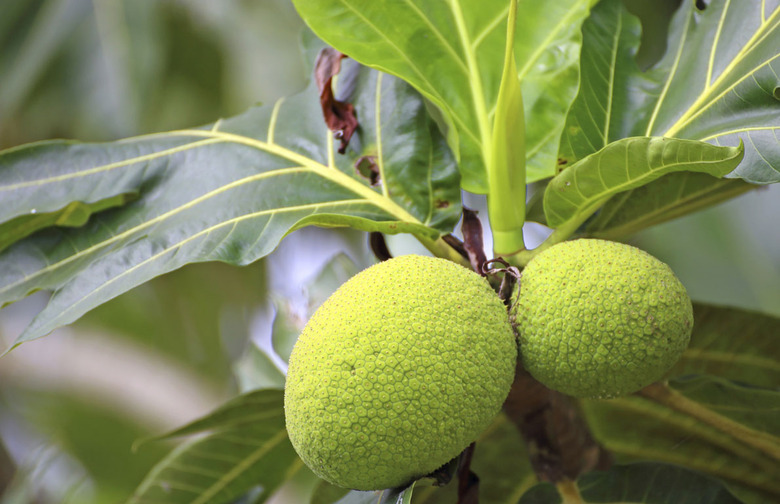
[638,382,780,462]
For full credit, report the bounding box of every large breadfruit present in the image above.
[514,239,693,399]
[284,255,517,490]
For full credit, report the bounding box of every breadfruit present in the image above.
[284,255,517,490]
[514,239,692,399]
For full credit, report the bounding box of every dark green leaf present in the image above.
[581,305,780,500]
[146,390,281,441]
[671,304,780,389]
[557,0,642,169]
[581,394,780,500]
[544,137,744,229]
[130,390,300,504]
[585,172,756,239]
[560,0,780,183]
[518,0,594,183]
[291,0,593,190]
[518,462,742,503]
[668,375,780,437]
[0,61,461,349]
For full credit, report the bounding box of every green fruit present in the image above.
[514,239,692,399]
[284,255,517,490]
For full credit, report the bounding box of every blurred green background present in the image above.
[0,0,778,502]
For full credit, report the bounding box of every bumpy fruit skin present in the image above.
[514,239,692,399]
[284,255,517,490]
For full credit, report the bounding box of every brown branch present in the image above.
[456,443,479,504]
[503,362,611,482]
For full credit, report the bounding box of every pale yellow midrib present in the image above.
[0,138,221,192]
[447,0,492,172]
[9,199,371,321]
[664,4,780,137]
[557,139,739,213]
[176,130,419,223]
[1,130,424,299]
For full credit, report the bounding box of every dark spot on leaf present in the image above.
[556,158,570,174]
[355,156,380,185]
[315,48,358,154]
[435,199,450,209]
[695,0,707,10]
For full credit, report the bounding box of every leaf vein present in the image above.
[400,0,469,74]
[0,138,221,192]
[472,4,510,49]
[645,8,692,135]
[190,428,288,504]
[48,199,371,325]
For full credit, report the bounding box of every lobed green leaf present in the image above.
[578,305,780,502]
[543,137,744,229]
[291,0,593,190]
[0,61,461,349]
[668,375,780,437]
[519,462,742,503]
[560,0,780,184]
[129,390,299,504]
[671,304,780,389]
[585,172,755,240]
[582,393,780,502]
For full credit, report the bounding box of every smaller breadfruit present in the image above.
[284,255,517,491]
[514,239,692,399]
